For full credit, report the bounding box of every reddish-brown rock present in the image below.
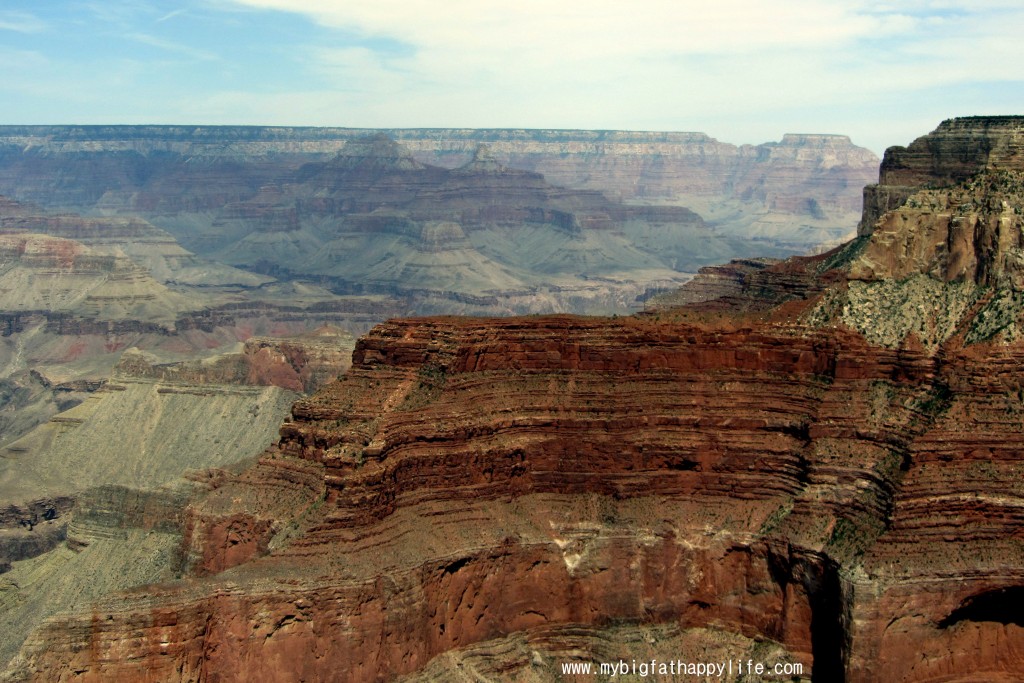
[1,306,1006,682]
[6,120,1024,683]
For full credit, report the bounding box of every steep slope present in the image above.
[0,328,353,671]
[0,375,297,500]
[0,375,296,671]
[1,326,354,500]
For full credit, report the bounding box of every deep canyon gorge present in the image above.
[1,118,1023,681]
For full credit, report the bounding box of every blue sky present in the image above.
[1,1,1023,154]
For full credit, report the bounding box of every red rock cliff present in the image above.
[8,302,1023,682]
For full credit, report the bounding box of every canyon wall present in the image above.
[0,125,876,273]
[7,306,1023,682]
[859,116,1024,235]
[0,125,876,211]
[6,118,1024,682]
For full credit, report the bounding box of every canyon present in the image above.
[0,116,1019,682]
[0,325,355,669]
[0,126,878,484]
[0,125,877,313]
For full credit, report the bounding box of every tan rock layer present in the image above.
[860,116,1024,236]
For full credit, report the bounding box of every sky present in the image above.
[1,1,1023,155]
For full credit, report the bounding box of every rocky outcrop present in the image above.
[177,455,326,577]
[859,116,1024,235]
[656,120,1024,348]
[645,258,782,310]
[842,343,1024,682]
[850,170,1024,289]
[0,497,74,572]
[0,316,832,680]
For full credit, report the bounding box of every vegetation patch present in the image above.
[966,289,1024,344]
[840,276,981,348]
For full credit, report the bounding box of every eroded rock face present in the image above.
[5,302,1021,682]
[668,119,1024,349]
[851,170,1024,288]
[859,116,1024,236]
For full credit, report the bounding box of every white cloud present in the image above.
[184,0,1023,154]
[7,0,1020,155]
[219,0,1024,93]
[227,0,879,56]
[156,9,188,23]
[125,32,219,61]
[0,10,46,33]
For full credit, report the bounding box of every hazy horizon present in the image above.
[3,1,1024,155]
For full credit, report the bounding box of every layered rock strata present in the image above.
[2,307,1014,682]
[0,320,357,671]
[859,116,1024,235]
[0,126,876,214]
[5,119,1022,683]
[0,126,876,299]
[1,451,328,678]
[213,135,702,302]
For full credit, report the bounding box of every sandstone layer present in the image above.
[859,116,1024,236]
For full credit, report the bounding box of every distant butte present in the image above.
[0,125,878,310]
